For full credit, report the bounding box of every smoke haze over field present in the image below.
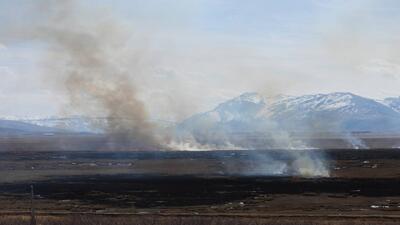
[1,0,400,176]
[1,0,164,149]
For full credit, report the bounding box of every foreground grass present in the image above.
[0,215,399,225]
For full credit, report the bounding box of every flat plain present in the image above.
[1,135,400,224]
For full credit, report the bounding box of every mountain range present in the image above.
[178,92,400,135]
[0,119,60,135]
[2,92,400,136]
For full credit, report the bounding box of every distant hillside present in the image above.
[7,92,400,141]
[0,119,61,135]
[176,92,400,148]
[21,117,105,133]
[179,92,400,133]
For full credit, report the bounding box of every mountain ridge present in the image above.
[178,92,400,134]
[3,92,400,135]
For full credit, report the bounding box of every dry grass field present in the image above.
[1,136,400,224]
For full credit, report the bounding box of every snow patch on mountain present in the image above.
[179,92,400,135]
[5,92,400,137]
[382,97,400,113]
[0,119,61,134]
[21,117,105,133]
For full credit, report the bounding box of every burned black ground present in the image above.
[0,149,400,216]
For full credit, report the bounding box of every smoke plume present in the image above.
[11,0,163,150]
[1,0,332,177]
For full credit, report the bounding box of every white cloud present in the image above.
[359,59,400,80]
[0,43,6,51]
[0,66,12,76]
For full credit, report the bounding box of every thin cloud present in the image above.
[0,43,6,50]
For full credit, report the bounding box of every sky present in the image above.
[1,0,400,120]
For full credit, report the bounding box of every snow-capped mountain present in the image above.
[266,92,400,132]
[6,92,400,136]
[21,117,176,133]
[16,117,176,134]
[21,117,106,133]
[178,92,400,135]
[0,119,61,134]
[382,97,400,113]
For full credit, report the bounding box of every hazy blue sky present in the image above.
[1,0,400,119]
